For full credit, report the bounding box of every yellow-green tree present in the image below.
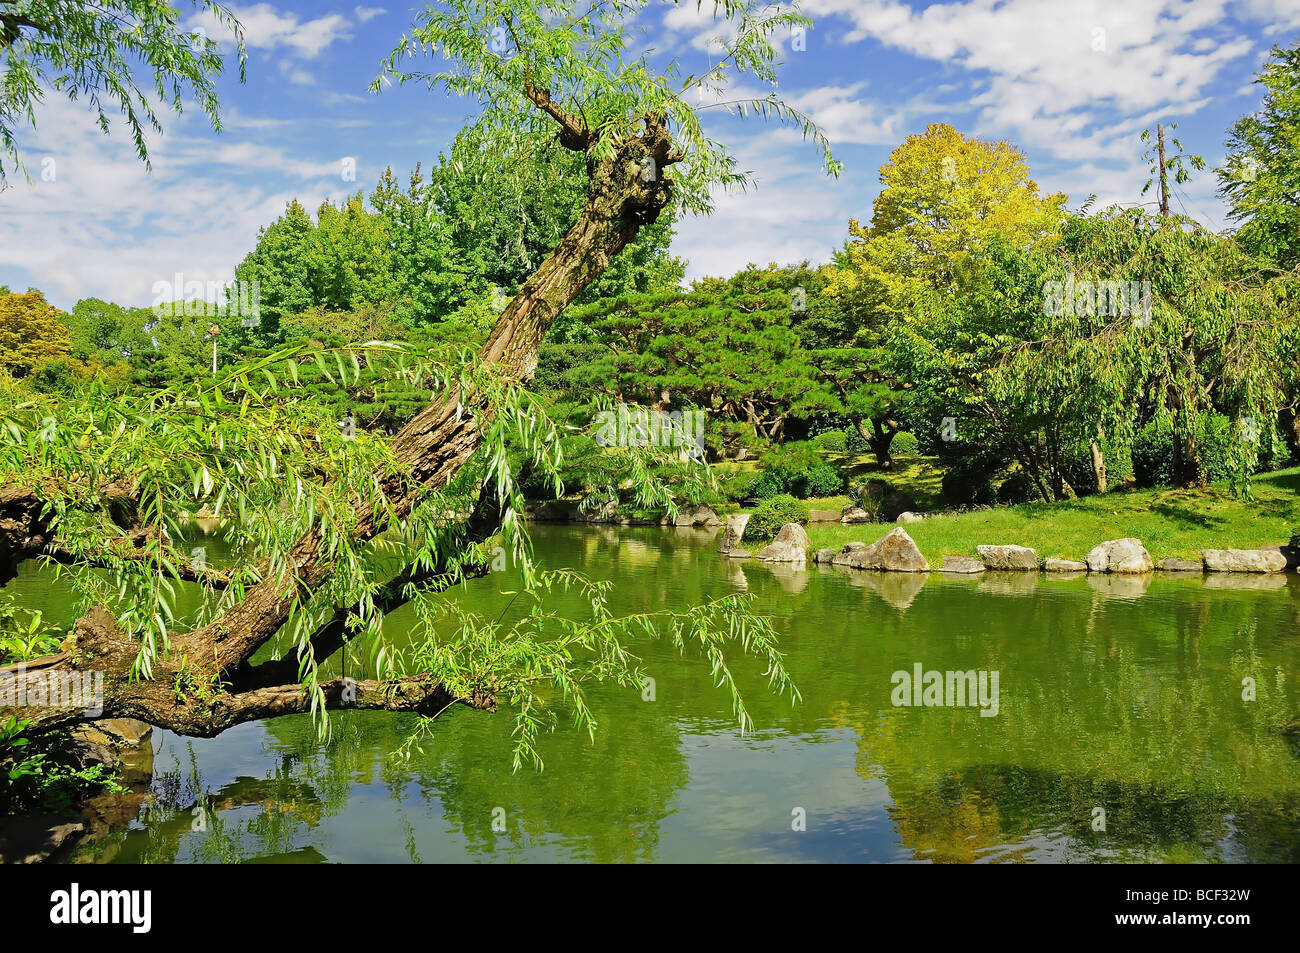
[830,123,1066,315]
[0,290,71,375]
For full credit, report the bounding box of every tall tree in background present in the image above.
[1141,122,1204,220]
[1219,41,1300,270]
[827,123,1064,464]
[0,288,69,374]
[0,0,245,181]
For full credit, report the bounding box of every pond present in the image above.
[8,524,1300,863]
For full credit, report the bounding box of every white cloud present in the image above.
[192,3,353,59]
[354,5,388,24]
[786,83,906,146]
[674,135,851,280]
[803,0,1259,161]
[0,98,354,307]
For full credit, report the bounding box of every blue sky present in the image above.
[2,0,1298,309]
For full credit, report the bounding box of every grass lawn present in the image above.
[801,466,1300,563]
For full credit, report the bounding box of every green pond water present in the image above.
[7,524,1300,863]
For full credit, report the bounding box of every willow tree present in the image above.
[0,0,831,764]
[0,0,245,182]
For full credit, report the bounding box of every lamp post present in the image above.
[208,324,220,376]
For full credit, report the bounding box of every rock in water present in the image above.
[1043,557,1088,572]
[718,513,751,556]
[833,527,929,572]
[666,504,721,527]
[755,523,811,564]
[937,555,985,574]
[1201,548,1287,573]
[1085,538,1153,574]
[812,548,838,564]
[976,544,1039,571]
[1157,557,1202,573]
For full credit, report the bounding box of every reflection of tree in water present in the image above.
[836,601,1300,863]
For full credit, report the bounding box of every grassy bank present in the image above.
[799,466,1300,563]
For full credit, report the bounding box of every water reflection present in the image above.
[6,524,1295,864]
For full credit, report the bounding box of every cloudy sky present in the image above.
[2,0,1298,309]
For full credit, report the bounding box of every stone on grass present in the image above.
[840,504,872,524]
[1085,538,1153,574]
[896,511,924,524]
[976,544,1039,571]
[808,509,840,523]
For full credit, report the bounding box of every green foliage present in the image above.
[812,429,846,453]
[0,1,246,180]
[395,570,798,771]
[891,431,919,455]
[1131,414,1241,488]
[747,494,809,541]
[1218,40,1300,269]
[1,717,126,813]
[800,463,844,498]
[0,594,62,664]
[996,470,1038,505]
[555,274,836,444]
[374,1,839,219]
[430,126,684,304]
[940,458,999,508]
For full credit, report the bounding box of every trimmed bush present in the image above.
[813,429,847,453]
[845,425,868,453]
[747,494,809,541]
[748,468,792,501]
[891,430,919,455]
[719,469,759,502]
[797,463,845,497]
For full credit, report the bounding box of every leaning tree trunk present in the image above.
[2,105,680,738]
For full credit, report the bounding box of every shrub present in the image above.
[747,494,809,541]
[940,458,998,507]
[845,425,868,453]
[996,470,1038,505]
[797,463,844,497]
[748,468,792,501]
[719,468,759,502]
[891,430,919,455]
[813,429,847,453]
[1132,414,1236,488]
[748,442,844,499]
